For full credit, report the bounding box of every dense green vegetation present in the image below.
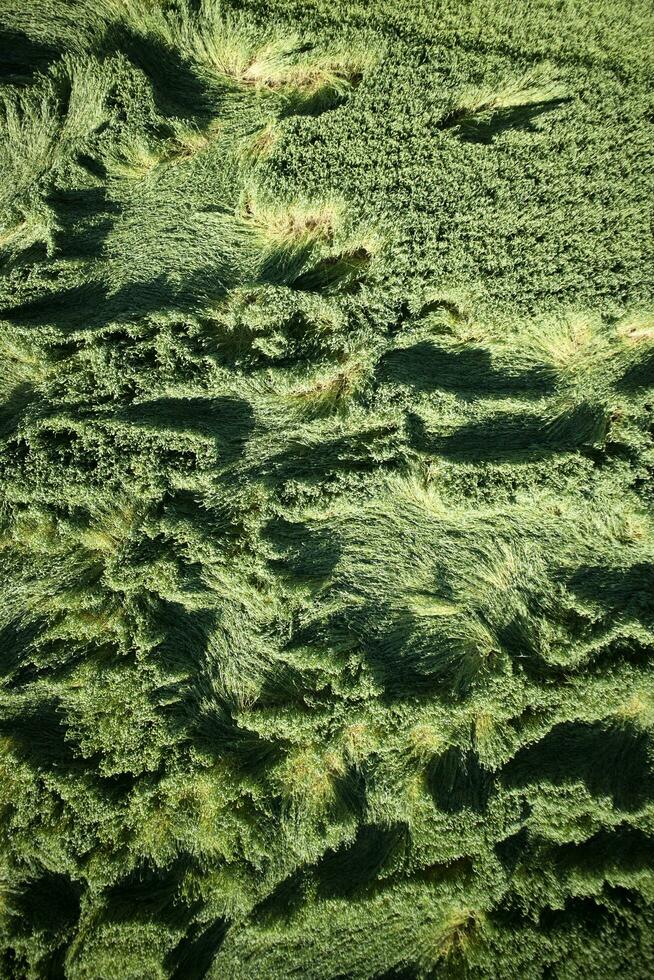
[0,1,653,976]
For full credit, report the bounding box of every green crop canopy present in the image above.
[0,1,653,977]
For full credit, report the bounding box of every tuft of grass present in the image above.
[9,509,60,554]
[0,218,28,249]
[185,15,376,98]
[418,908,487,972]
[278,746,346,811]
[341,721,378,764]
[192,31,302,90]
[527,312,613,374]
[0,334,50,388]
[240,121,280,161]
[285,356,369,414]
[241,188,343,248]
[615,692,654,728]
[448,64,566,122]
[103,135,164,178]
[166,118,222,160]
[617,311,654,345]
[407,724,445,762]
[78,502,140,554]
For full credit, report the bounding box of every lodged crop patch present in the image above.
[0,1,653,978]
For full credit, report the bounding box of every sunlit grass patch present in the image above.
[615,691,654,728]
[182,11,378,100]
[417,907,487,972]
[341,720,379,765]
[0,93,60,196]
[53,604,127,643]
[0,218,28,249]
[170,120,221,158]
[458,65,566,115]
[284,356,370,414]
[617,310,654,345]
[0,335,51,390]
[103,134,164,178]
[240,188,344,248]
[277,746,346,812]
[528,314,598,368]
[190,31,302,90]
[78,501,140,554]
[406,592,461,618]
[407,723,445,762]
[9,509,60,554]
[240,121,280,161]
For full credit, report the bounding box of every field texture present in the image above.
[1,1,654,977]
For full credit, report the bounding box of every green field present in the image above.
[1,1,653,977]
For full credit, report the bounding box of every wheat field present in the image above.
[1,1,653,977]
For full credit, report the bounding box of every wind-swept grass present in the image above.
[0,0,653,978]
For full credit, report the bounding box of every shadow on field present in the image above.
[566,562,654,622]
[263,516,343,586]
[427,747,494,813]
[119,396,255,463]
[48,187,119,261]
[502,721,654,810]
[254,821,409,925]
[257,422,403,485]
[0,698,79,769]
[356,608,485,698]
[0,383,36,439]
[167,918,230,980]
[406,402,609,461]
[315,822,409,898]
[491,893,612,938]
[380,341,556,398]
[194,703,284,775]
[1,268,235,334]
[552,825,654,876]
[104,25,226,123]
[258,244,373,295]
[0,28,60,84]
[9,871,82,976]
[617,350,654,391]
[459,98,571,143]
[278,83,353,120]
[437,97,571,144]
